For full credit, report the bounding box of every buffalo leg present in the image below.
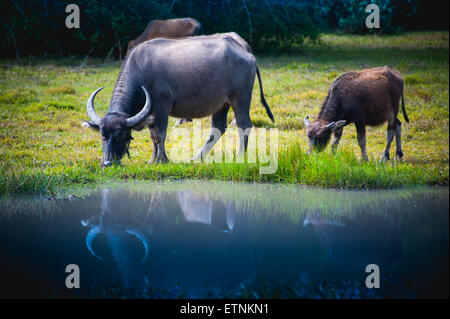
[172,118,192,128]
[156,117,169,164]
[148,124,158,164]
[381,119,396,162]
[149,114,169,164]
[172,118,183,128]
[394,118,404,161]
[192,105,230,162]
[331,127,344,154]
[233,91,253,158]
[236,115,252,157]
[356,123,369,161]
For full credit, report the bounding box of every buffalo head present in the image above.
[83,86,153,167]
[304,116,346,153]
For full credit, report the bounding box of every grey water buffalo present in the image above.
[126,17,201,58]
[172,32,254,128]
[83,33,274,166]
[304,66,409,161]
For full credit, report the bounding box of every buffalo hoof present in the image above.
[149,157,168,164]
[155,159,169,164]
[190,152,205,163]
[155,155,169,164]
[190,157,202,163]
[148,155,157,164]
[395,150,404,161]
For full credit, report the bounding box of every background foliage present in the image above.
[0,0,448,58]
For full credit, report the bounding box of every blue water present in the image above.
[0,181,448,298]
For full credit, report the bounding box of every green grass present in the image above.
[0,32,448,195]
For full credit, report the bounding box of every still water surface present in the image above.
[0,181,448,298]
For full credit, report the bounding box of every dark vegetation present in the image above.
[0,0,448,59]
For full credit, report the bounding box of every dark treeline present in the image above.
[0,0,448,59]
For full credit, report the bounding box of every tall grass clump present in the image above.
[1,142,447,197]
[277,142,447,189]
[0,168,59,196]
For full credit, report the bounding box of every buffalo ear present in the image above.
[131,115,155,131]
[82,121,100,131]
[303,116,311,128]
[331,120,346,131]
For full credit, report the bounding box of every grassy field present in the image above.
[0,32,448,195]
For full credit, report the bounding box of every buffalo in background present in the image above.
[125,17,201,58]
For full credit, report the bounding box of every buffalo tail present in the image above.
[256,66,275,123]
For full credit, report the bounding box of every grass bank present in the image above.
[0,32,448,195]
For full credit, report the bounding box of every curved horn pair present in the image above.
[86,86,152,128]
[84,225,150,264]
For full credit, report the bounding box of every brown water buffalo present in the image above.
[304,66,409,161]
[125,17,201,58]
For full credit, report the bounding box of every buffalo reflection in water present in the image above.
[81,188,260,295]
[303,212,405,271]
[81,188,151,291]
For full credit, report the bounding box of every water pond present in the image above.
[0,181,448,298]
